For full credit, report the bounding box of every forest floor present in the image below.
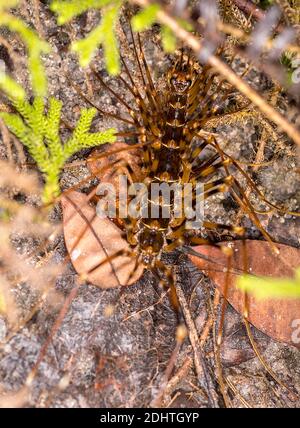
[0,1,300,408]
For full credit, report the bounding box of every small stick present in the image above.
[174,282,219,408]
[32,0,45,39]
[200,290,220,346]
[164,355,192,399]
[232,0,286,33]
[232,0,269,23]
[150,339,183,407]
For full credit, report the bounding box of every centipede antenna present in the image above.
[128,19,147,89]
[70,80,136,126]
[91,65,141,122]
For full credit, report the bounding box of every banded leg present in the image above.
[154,259,180,315]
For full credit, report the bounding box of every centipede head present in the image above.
[168,52,196,94]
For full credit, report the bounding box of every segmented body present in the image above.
[117,57,200,281]
[131,57,201,266]
[121,53,239,280]
[74,32,279,305]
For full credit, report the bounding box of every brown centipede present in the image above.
[57,17,300,407]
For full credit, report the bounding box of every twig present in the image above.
[164,355,192,401]
[231,0,269,22]
[0,36,24,67]
[236,125,268,225]
[214,19,300,54]
[232,0,285,33]
[122,290,169,321]
[200,290,220,346]
[150,340,183,407]
[32,0,45,39]
[174,281,219,408]
[225,376,251,408]
[10,134,27,166]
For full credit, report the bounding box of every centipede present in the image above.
[47,14,300,407]
[1,6,300,409]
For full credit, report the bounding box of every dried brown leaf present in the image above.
[189,240,300,346]
[62,190,144,288]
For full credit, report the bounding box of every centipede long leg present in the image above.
[70,80,136,126]
[91,65,141,121]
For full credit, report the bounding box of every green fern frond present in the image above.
[0,97,116,203]
[71,1,122,74]
[72,108,97,139]
[131,4,160,32]
[71,20,105,67]
[130,7,193,55]
[130,4,181,54]
[237,268,300,300]
[28,53,49,97]
[51,0,122,74]
[161,25,177,53]
[0,74,25,100]
[64,113,116,158]
[0,1,50,96]
[0,112,32,144]
[50,0,194,75]
[50,0,112,25]
[160,18,192,53]
[44,98,63,161]
[131,6,192,53]
[100,1,121,75]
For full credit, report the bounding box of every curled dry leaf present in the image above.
[189,240,300,347]
[62,190,144,288]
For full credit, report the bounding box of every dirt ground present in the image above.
[0,1,300,408]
